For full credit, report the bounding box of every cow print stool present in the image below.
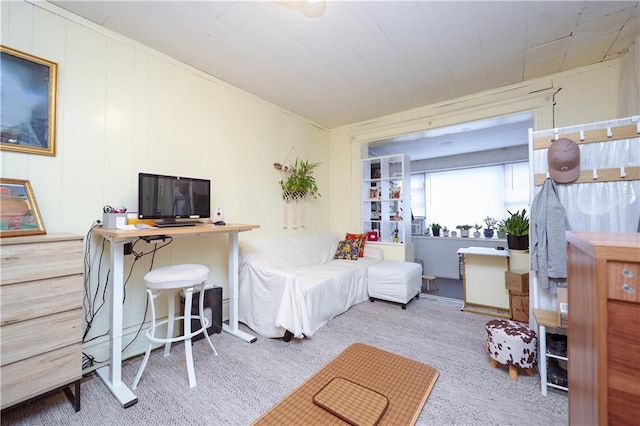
[485,319,537,381]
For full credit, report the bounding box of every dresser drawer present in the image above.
[0,239,83,285]
[1,275,83,325]
[0,343,82,410]
[607,299,640,423]
[1,309,83,366]
[607,261,639,303]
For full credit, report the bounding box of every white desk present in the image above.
[457,247,510,316]
[92,223,259,408]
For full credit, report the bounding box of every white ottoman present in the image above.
[368,261,422,309]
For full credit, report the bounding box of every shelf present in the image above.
[535,309,569,396]
[361,154,410,245]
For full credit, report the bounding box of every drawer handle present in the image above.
[622,283,635,294]
[622,268,634,278]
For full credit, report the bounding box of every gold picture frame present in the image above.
[0,178,46,237]
[1,45,58,156]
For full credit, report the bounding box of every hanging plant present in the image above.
[274,158,321,201]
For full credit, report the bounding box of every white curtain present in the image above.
[533,122,640,233]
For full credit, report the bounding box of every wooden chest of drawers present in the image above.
[0,233,84,411]
[567,231,640,425]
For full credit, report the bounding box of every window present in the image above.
[412,162,529,228]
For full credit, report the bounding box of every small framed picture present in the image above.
[369,187,379,199]
[0,178,46,237]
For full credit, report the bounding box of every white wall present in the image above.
[1,1,331,367]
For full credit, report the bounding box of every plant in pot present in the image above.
[473,223,482,238]
[496,221,508,239]
[456,224,472,238]
[502,209,529,250]
[442,226,450,237]
[275,159,321,201]
[483,216,497,238]
[430,223,442,237]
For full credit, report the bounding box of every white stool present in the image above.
[422,274,439,292]
[368,261,422,309]
[132,264,217,389]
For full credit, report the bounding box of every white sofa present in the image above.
[238,232,383,339]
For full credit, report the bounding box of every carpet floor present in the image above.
[1,297,567,425]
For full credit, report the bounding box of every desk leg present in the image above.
[95,240,138,408]
[221,232,257,343]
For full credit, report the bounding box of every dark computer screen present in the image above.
[138,173,211,220]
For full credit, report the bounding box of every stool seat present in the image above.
[485,319,537,381]
[132,264,217,390]
[144,264,210,290]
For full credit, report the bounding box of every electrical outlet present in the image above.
[124,243,132,255]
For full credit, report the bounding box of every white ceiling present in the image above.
[48,0,638,131]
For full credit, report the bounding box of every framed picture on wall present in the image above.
[0,178,46,237]
[0,45,58,156]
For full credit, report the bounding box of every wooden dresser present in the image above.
[0,233,84,411]
[566,231,640,425]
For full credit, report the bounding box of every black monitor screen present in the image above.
[138,173,211,220]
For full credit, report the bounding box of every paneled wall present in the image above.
[1,1,331,367]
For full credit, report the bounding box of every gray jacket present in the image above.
[531,178,569,289]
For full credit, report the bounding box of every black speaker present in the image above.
[180,285,222,341]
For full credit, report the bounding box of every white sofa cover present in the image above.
[238,232,383,339]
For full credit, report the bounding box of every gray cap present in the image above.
[548,138,580,183]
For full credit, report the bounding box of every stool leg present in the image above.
[184,288,197,388]
[433,278,439,290]
[164,289,175,357]
[490,359,499,368]
[425,279,430,292]
[509,366,518,381]
[198,284,217,356]
[133,289,155,389]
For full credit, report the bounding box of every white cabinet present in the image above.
[362,154,411,245]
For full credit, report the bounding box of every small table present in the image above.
[457,247,510,317]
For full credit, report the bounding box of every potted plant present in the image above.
[473,223,482,238]
[431,223,442,237]
[502,209,529,250]
[456,224,472,238]
[275,158,321,201]
[496,221,507,239]
[483,216,497,238]
[442,226,450,237]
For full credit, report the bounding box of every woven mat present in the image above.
[252,343,439,426]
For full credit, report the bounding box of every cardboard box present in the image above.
[557,286,568,328]
[505,271,529,292]
[510,290,530,323]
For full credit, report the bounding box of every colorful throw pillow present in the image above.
[345,233,367,257]
[334,239,361,260]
